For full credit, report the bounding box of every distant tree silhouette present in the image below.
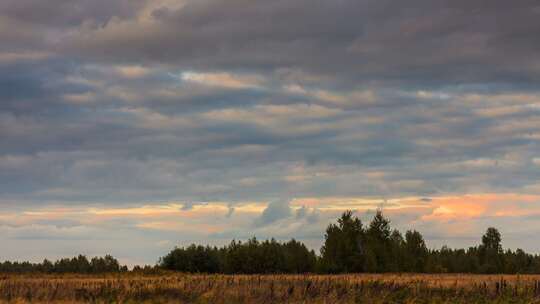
[0,255,124,273]
[283,239,317,273]
[157,211,540,275]
[319,210,364,273]
[479,227,503,273]
[160,237,316,274]
[482,227,502,252]
[4,212,540,275]
[404,230,428,272]
[365,210,393,272]
[160,245,220,273]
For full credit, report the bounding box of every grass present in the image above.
[2,273,540,303]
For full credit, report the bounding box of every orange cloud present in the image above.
[422,193,540,221]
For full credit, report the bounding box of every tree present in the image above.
[479,227,503,273]
[404,230,428,272]
[389,229,405,272]
[160,245,220,273]
[366,210,392,272]
[482,227,502,252]
[89,255,121,273]
[283,239,316,273]
[320,210,364,273]
[40,259,54,273]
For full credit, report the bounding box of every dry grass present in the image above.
[2,273,540,303]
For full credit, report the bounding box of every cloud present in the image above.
[253,199,292,227]
[180,71,265,89]
[0,51,52,65]
[284,84,377,108]
[54,0,540,89]
[62,92,97,104]
[0,0,145,27]
[1,0,540,263]
[114,65,152,79]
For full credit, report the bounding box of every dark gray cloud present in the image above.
[0,0,145,27]
[59,0,540,87]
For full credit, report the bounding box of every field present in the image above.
[2,273,540,303]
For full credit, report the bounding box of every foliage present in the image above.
[319,210,364,273]
[160,238,317,274]
[0,255,126,273]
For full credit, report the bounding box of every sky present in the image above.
[1,0,540,266]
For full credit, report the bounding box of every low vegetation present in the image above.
[2,273,540,303]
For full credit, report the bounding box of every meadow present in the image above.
[2,273,540,303]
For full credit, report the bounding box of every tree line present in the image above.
[2,210,540,274]
[160,211,540,274]
[160,238,317,274]
[0,255,126,273]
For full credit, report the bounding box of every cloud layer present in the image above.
[1,0,540,263]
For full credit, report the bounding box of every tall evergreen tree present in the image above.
[320,210,364,273]
[479,227,503,273]
[366,210,392,272]
[404,230,428,272]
